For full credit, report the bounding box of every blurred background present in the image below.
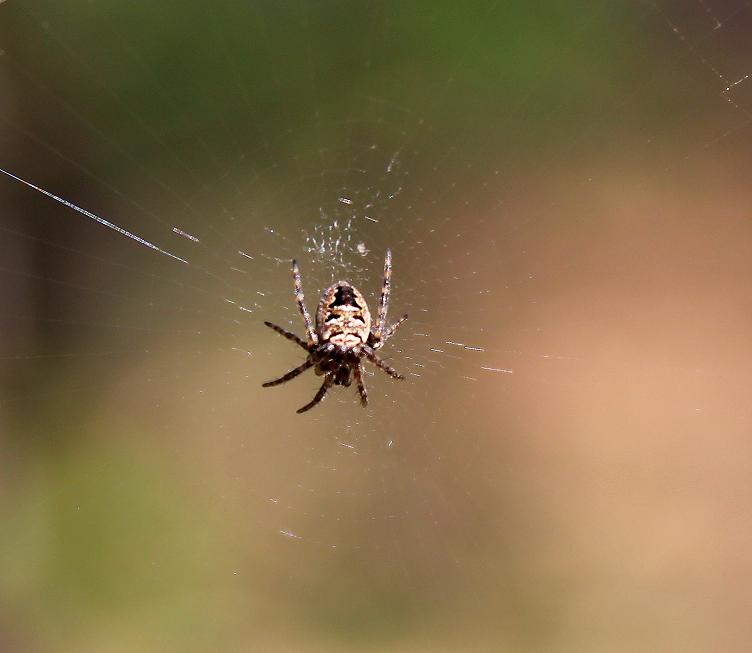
[2,1,752,651]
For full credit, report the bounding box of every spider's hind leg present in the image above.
[264,321,309,351]
[372,249,393,341]
[371,313,408,349]
[292,259,317,346]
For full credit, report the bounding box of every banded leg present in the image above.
[353,362,368,407]
[363,346,405,380]
[263,321,309,351]
[375,313,408,348]
[297,373,334,414]
[262,358,314,387]
[292,259,317,345]
[372,249,392,341]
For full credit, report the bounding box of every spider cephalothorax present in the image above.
[262,250,407,413]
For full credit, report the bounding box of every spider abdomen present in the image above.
[316,281,371,347]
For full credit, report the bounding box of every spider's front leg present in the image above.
[353,362,368,407]
[262,358,314,387]
[363,345,405,380]
[297,373,334,413]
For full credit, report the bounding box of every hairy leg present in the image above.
[353,362,368,407]
[372,313,408,348]
[372,249,392,341]
[263,321,309,351]
[262,358,314,387]
[363,346,405,380]
[292,259,317,345]
[297,374,335,413]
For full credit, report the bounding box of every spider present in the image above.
[262,249,408,413]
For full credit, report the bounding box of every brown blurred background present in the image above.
[2,2,752,652]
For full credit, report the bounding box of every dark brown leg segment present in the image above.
[297,374,335,413]
[353,363,368,407]
[262,358,314,387]
[264,321,309,351]
[364,346,405,380]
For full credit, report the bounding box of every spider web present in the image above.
[2,1,752,651]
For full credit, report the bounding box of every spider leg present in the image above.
[363,346,405,380]
[372,249,392,342]
[372,313,408,349]
[262,358,314,387]
[263,321,309,351]
[292,259,317,346]
[353,362,368,407]
[297,373,334,414]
